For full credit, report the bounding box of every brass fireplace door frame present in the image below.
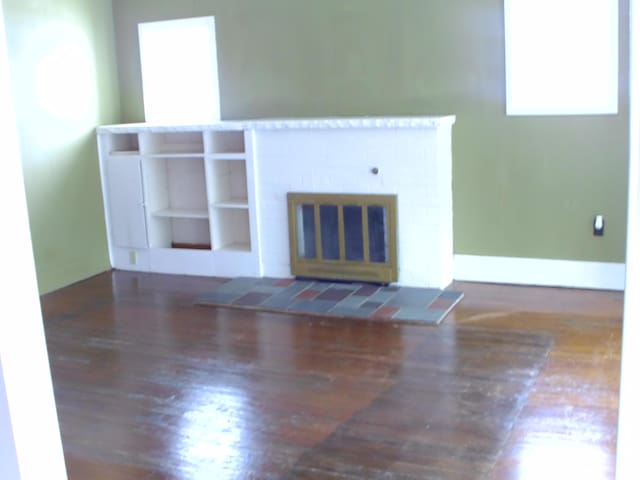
[287,193,398,284]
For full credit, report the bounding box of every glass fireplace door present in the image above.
[287,193,398,283]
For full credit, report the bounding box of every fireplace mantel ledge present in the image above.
[97,116,456,133]
[240,116,456,130]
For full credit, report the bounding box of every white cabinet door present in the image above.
[105,157,148,248]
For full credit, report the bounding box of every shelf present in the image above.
[211,208,251,252]
[141,132,205,156]
[208,160,248,207]
[205,131,244,154]
[152,208,209,219]
[108,133,139,153]
[206,153,245,160]
[216,242,251,252]
[110,150,140,156]
[145,152,205,159]
[213,198,249,209]
[171,242,211,250]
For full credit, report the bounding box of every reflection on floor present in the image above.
[40,271,622,480]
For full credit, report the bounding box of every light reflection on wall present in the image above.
[177,387,251,479]
[33,23,97,122]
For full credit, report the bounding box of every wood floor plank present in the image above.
[39,271,622,479]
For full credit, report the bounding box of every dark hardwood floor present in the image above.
[40,271,622,479]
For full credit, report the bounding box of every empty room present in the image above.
[1,0,639,479]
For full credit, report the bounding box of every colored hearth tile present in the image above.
[196,277,463,325]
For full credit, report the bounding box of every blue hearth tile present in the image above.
[233,292,271,306]
[261,295,294,309]
[198,292,241,305]
[216,277,260,294]
[335,295,366,309]
[252,285,283,294]
[279,281,314,297]
[288,299,336,314]
[381,285,400,292]
[385,288,441,307]
[367,290,396,304]
[361,301,383,310]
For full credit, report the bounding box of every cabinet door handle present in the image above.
[371,167,379,175]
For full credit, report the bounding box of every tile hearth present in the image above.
[196,277,463,325]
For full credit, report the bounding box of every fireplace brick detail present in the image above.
[253,122,455,289]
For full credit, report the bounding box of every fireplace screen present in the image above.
[287,193,397,283]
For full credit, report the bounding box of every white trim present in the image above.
[0,0,67,477]
[96,115,456,133]
[454,255,625,291]
[616,0,640,477]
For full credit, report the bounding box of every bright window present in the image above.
[138,17,220,123]
[504,0,618,115]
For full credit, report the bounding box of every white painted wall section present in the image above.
[0,0,67,477]
[616,0,640,478]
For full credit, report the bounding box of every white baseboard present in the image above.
[454,255,626,291]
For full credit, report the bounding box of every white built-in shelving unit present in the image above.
[97,124,260,277]
[204,130,251,252]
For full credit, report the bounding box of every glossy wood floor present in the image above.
[40,271,623,479]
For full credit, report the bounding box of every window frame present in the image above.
[504,0,619,116]
[138,16,221,123]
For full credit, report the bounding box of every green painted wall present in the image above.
[113,0,630,263]
[4,0,121,293]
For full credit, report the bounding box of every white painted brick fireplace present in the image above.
[252,117,456,288]
[97,116,455,289]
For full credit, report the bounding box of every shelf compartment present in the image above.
[144,153,206,159]
[206,153,246,160]
[204,131,245,154]
[110,150,140,157]
[147,216,211,250]
[212,198,249,209]
[211,208,251,252]
[143,156,209,250]
[151,208,209,219]
[143,157,208,212]
[141,131,204,155]
[207,159,248,206]
[216,242,251,252]
[109,133,139,155]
